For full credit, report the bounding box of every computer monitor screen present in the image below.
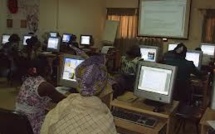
[80,35,92,47]
[49,32,58,37]
[201,43,215,56]
[139,45,159,62]
[1,34,10,44]
[200,43,215,65]
[22,35,32,45]
[62,33,72,43]
[185,50,203,70]
[134,61,177,105]
[59,54,84,88]
[167,43,178,51]
[47,37,61,52]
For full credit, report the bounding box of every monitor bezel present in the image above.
[61,33,72,43]
[58,54,84,89]
[46,37,61,53]
[167,43,179,51]
[139,45,160,62]
[79,34,92,47]
[185,50,203,70]
[22,35,33,45]
[49,31,58,38]
[200,43,215,56]
[134,61,177,104]
[1,34,11,44]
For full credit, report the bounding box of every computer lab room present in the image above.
[0,0,215,134]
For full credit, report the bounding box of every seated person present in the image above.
[22,36,41,60]
[41,54,117,134]
[15,55,66,134]
[112,45,142,98]
[162,42,185,63]
[162,43,206,103]
[1,34,21,80]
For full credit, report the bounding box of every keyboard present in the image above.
[112,108,158,128]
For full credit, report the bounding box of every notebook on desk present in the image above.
[116,92,138,102]
[55,86,70,95]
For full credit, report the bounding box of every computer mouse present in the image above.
[153,106,164,113]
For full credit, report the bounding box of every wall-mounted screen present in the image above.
[138,0,191,39]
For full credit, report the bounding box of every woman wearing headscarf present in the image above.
[40,54,117,134]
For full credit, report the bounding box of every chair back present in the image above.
[0,108,33,134]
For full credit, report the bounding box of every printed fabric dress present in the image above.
[16,76,51,134]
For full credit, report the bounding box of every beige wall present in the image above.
[39,0,106,47]
[106,0,215,53]
[1,0,215,51]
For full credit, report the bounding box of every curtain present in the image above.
[202,9,215,43]
[106,8,138,55]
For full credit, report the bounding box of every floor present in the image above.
[0,78,199,134]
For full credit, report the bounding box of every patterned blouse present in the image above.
[120,56,142,75]
[16,76,51,134]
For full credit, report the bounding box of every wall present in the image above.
[0,0,106,47]
[105,0,215,53]
[1,0,215,51]
[39,0,106,47]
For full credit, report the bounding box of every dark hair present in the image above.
[126,45,141,58]
[27,55,50,77]
[195,47,202,51]
[174,43,187,58]
[9,34,20,42]
[26,36,38,46]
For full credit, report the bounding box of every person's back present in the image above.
[41,55,117,134]
[163,43,204,103]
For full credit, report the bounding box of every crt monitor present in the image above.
[22,35,32,45]
[139,45,159,62]
[185,50,203,70]
[62,33,72,43]
[200,43,215,65]
[59,54,84,89]
[80,35,92,47]
[1,34,10,44]
[167,43,178,51]
[201,43,215,56]
[134,61,177,105]
[49,32,58,37]
[47,37,61,52]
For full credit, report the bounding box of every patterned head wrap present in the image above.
[75,54,108,96]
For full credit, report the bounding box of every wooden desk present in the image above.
[111,92,179,134]
[200,107,215,134]
[190,74,210,109]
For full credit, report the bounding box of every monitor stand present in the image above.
[143,99,166,112]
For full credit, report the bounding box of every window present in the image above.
[202,10,215,43]
[106,8,137,39]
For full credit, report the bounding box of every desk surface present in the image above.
[111,92,179,134]
[111,92,179,118]
[200,107,215,126]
